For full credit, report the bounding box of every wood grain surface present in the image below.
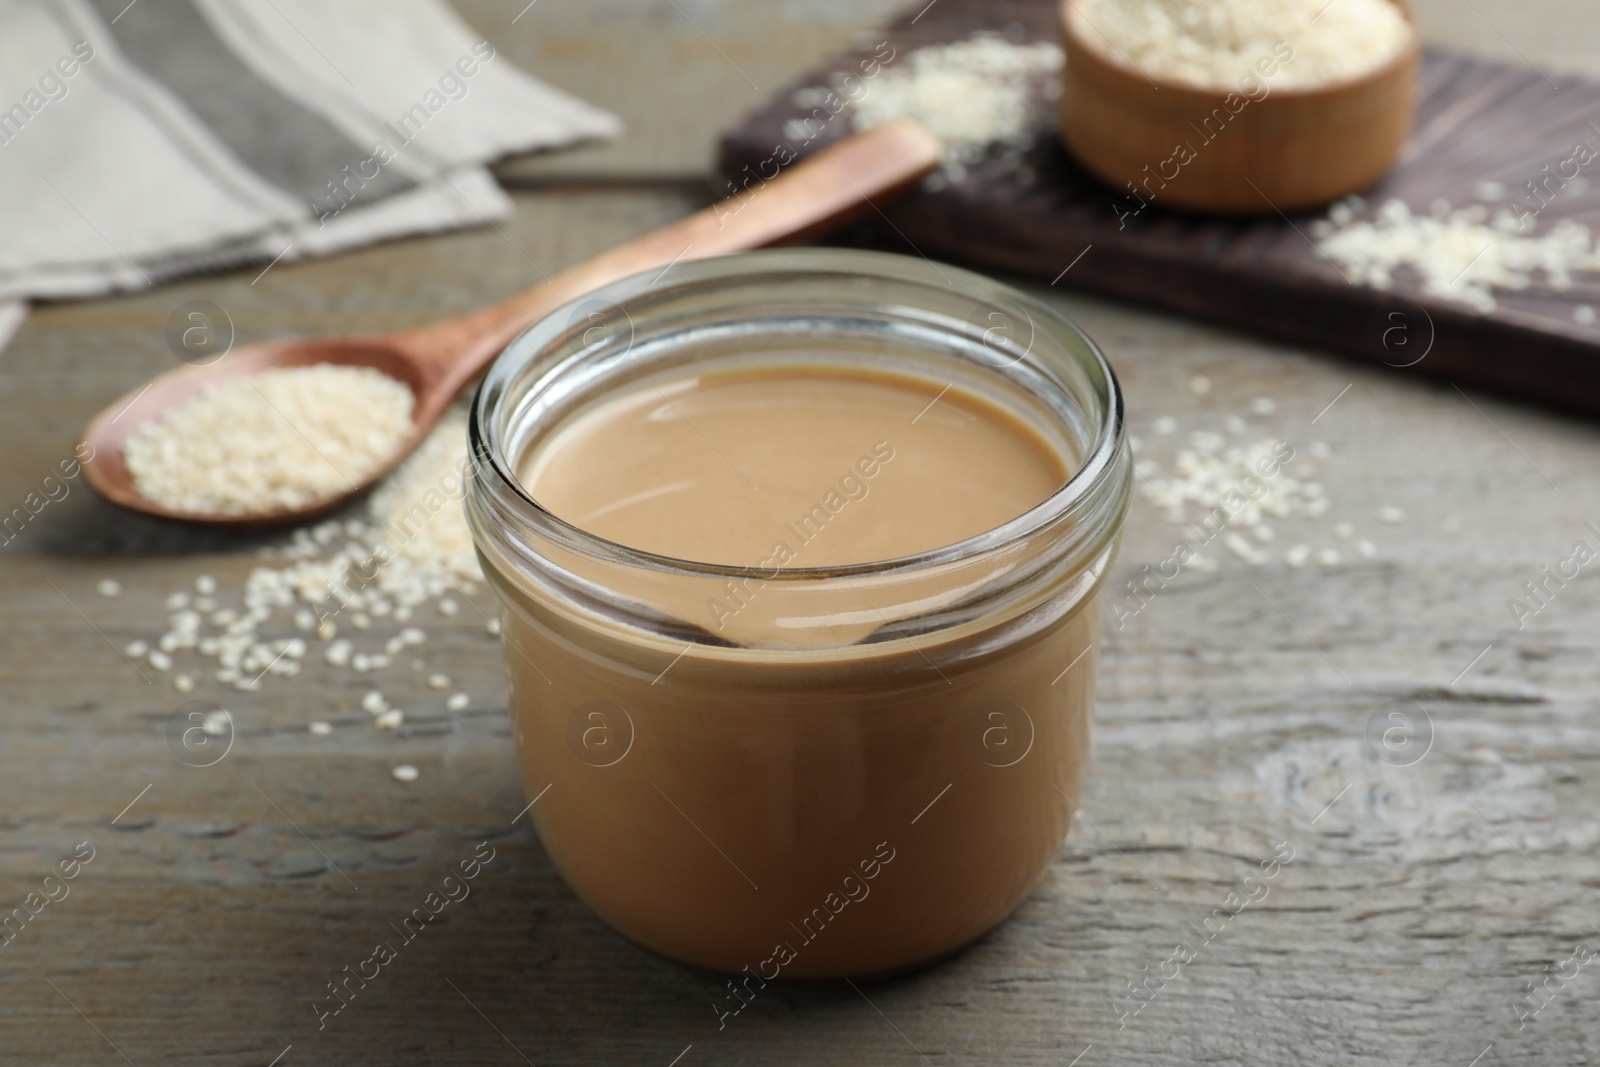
[3,1,1600,1065]
[719,0,1600,418]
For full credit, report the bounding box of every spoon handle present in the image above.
[400,119,944,398]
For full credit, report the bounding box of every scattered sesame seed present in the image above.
[1153,416,1177,435]
[362,691,387,714]
[1332,522,1354,539]
[376,709,404,729]
[486,618,501,636]
[1248,397,1277,415]
[96,579,121,598]
[1319,197,1600,313]
[1356,539,1378,558]
[1576,305,1597,326]
[148,650,173,671]
[1224,415,1248,434]
[428,673,451,690]
[447,693,470,711]
[392,764,419,783]
[309,721,332,735]
[1316,548,1341,567]
[1378,506,1406,524]
[113,413,488,719]
[1138,427,1329,541]
[1188,375,1211,396]
[1285,544,1312,567]
[848,35,1062,174]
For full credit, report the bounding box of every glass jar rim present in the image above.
[469,248,1126,583]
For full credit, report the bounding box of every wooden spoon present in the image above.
[81,119,943,527]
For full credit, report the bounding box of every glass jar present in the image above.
[467,249,1130,980]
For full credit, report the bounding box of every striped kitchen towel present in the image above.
[0,0,620,342]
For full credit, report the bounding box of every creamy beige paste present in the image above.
[519,365,1069,569]
[490,364,1101,978]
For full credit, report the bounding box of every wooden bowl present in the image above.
[1058,0,1420,214]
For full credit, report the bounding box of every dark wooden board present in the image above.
[718,0,1600,416]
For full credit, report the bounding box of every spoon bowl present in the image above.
[82,335,434,525]
[81,119,945,526]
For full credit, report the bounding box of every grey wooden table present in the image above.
[4,1,1600,1064]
